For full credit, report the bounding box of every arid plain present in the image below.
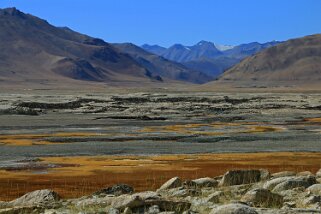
[0,90,320,201]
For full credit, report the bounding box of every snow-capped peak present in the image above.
[215,43,235,51]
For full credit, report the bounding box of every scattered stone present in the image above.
[108,190,189,213]
[0,201,7,209]
[169,188,200,197]
[158,177,182,191]
[93,184,134,196]
[0,206,45,213]
[143,199,191,213]
[278,188,305,201]
[3,168,321,213]
[148,205,160,214]
[210,203,258,214]
[132,191,160,201]
[108,207,120,214]
[182,211,197,214]
[192,177,219,188]
[260,169,271,180]
[74,196,114,208]
[241,188,283,208]
[213,175,223,181]
[283,201,296,208]
[307,184,321,195]
[272,176,317,192]
[8,189,60,207]
[316,169,321,178]
[183,180,197,189]
[111,195,144,210]
[123,207,132,214]
[206,191,225,203]
[220,169,269,186]
[297,171,314,177]
[271,171,296,178]
[263,176,296,190]
[302,195,321,205]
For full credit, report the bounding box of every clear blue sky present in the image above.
[1,0,320,47]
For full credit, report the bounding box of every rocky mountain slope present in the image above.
[0,7,208,88]
[1,168,321,213]
[113,43,211,83]
[142,41,281,78]
[219,34,321,82]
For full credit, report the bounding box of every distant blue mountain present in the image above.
[142,40,282,78]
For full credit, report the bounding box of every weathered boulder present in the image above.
[220,169,270,186]
[8,189,60,207]
[206,191,225,203]
[277,188,305,202]
[283,201,296,208]
[108,207,120,214]
[272,176,317,192]
[111,195,144,210]
[75,196,114,208]
[0,201,7,209]
[271,171,296,178]
[260,169,270,180]
[132,191,161,201]
[144,200,191,213]
[148,205,160,214]
[192,177,219,188]
[263,176,296,190]
[297,171,314,177]
[0,206,45,213]
[241,188,283,208]
[123,207,132,214]
[316,169,321,178]
[307,184,321,195]
[210,203,258,214]
[183,180,197,189]
[109,191,190,213]
[158,177,182,191]
[302,195,321,206]
[93,184,134,196]
[110,191,160,210]
[168,188,200,197]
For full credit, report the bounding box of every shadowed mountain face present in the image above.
[0,8,150,84]
[219,34,321,82]
[113,43,212,83]
[142,41,281,78]
[0,7,210,87]
[143,41,222,63]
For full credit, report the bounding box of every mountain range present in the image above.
[0,7,209,88]
[142,41,281,78]
[218,34,321,83]
[113,43,209,83]
[0,7,320,90]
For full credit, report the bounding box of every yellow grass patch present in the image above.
[0,152,321,201]
[244,126,284,133]
[140,122,282,136]
[304,118,321,123]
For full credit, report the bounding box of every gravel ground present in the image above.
[0,92,320,166]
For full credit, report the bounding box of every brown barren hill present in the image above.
[0,8,207,89]
[204,34,321,91]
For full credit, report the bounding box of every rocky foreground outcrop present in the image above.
[1,169,321,214]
